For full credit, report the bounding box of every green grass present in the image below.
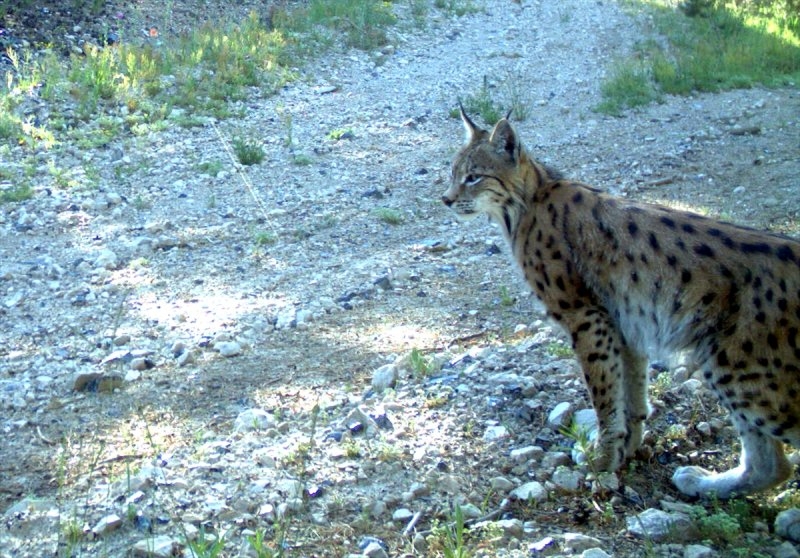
[232,138,266,165]
[598,0,800,114]
[374,207,405,225]
[0,0,400,153]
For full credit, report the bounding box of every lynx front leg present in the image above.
[565,308,635,472]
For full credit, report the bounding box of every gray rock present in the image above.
[362,542,389,558]
[563,532,603,553]
[776,508,800,542]
[684,544,716,558]
[490,476,514,492]
[94,249,119,270]
[510,481,548,502]
[626,508,697,542]
[371,363,398,392]
[91,514,122,537]
[581,550,612,558]
[547,401,573,429]
[551,466,584,492]
[495,518,524,539]
[132,536,182,557]
[775,541,800,558]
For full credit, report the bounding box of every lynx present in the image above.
[443,107,800,498]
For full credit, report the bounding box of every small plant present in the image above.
[187,527,227,558]
[560,422,597,470]
[498,286,515,307]
[374,207,405,225]
[434,0,479,17]
[428,504,471,558]
[457,76,502,126]
[254,230,279,246]
[690,505,742,546]
[326,127,354,141]
[0,184,33,204]
[233,138,265,165]
[409,348,435,377]
[197,160,223,175]
[545,341,573,359]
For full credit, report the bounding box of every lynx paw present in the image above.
[672,465,750,499]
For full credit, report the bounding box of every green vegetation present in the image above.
[0,0,401,160]
[598,0,800,114]
[232,137,266,165]
[374,206,405,225]
[0,184,33,204]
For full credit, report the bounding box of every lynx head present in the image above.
[442,106,528,226]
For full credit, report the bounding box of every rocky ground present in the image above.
[1,0,800,557]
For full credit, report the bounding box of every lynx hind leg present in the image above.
[673,421,792,498]
[621,347,649,459]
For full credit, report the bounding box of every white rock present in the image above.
[581,550,612,558]
[495,518,524,538]
[510,445,543,463]
[362,542,389,558]
[94,249,119,270]
[483,425,508,441]
[215,341,242,357]
[234,409,276,432]
[509,481,547,502]
[392,508,414,522]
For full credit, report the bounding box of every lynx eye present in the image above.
[464,174,482,187]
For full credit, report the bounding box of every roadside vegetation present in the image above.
[597,0,800,114]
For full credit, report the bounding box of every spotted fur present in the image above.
[443,109,800,498]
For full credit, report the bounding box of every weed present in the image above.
[327,127,354,141]
[428,504,471,558]
[233,138,265,165]
[434,0,480,17]
[649,371,672,399]
[498,285,515,307]
[254,230,279,246]
[197,160,223,175]
[0,184,33,204]
[545,341,573,359]
[374,207,405,225]
[458,76,502,126]
[690,504,742,546]
[409,348,435,377]
[187,526,227,557]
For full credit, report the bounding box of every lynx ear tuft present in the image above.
[459,102,481,142]
[489,119,520,162]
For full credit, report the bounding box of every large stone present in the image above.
[626,508,698,542]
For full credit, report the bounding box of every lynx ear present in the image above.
[459,102,481,142]
[489,118,520,162]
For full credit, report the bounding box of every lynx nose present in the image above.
[442,196,454,207]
